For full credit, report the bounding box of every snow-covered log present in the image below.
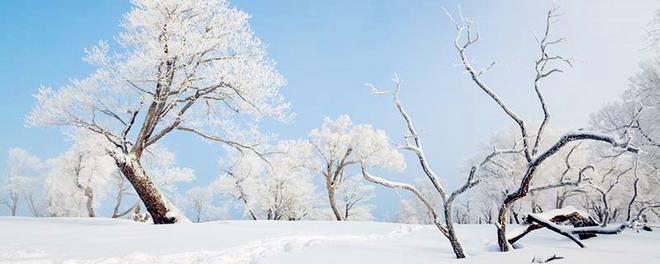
[526,212,586,248]
[508,206,628,247]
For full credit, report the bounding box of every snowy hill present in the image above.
[1,218,659,263]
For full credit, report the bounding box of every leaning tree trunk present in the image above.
[112,153,189,224]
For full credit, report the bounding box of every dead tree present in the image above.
[444,7,639,251]
[363,76,521,258]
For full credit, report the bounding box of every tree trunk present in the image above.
[443,206,466,258]
[626,177,640,222]
[9,194,18,216]
[112,153,189,224]
[326,183,343,221]
[496,203,512,252]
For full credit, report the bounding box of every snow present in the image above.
[1,218,659,263]
[532,206,593,222]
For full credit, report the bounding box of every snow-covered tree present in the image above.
[585,56,660,224]
[44,134,116,217]
[26,0,289,224]
[140,145,196,196]
[110,171,139,218]
[309,115,405,221]
[394,179,444,225]
[43,133,192,218]
[337,176,375,221]
[215,140,319,220]
[1,148,42,216]
[182,186,216,223]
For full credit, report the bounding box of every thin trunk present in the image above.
[601,194,609,227]
[512,211,521,224]
[111,175,139,218]
[626,177,640,222]
[113,201,139,218]
[8,193,18,216]
[112,173,137,218]
[84,188,95,217]
[26,195,41,217]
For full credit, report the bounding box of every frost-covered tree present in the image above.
[110,171,139,218]
[585,56,660,223]
[215,140,318,220]
[140,145,196,196]
[394,179,444,225]
[337,176,375,221]
[309,115,405,221]
[44,133,192,218]
[44,134,116,217]
[182,186,216,223]
[26,0,289,224]
[1,148,42,216]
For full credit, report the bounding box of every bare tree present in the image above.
[584,157,634,226]
[444,7,639,251]
[363,76,519,258]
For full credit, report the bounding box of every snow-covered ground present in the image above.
[1,217,659,263]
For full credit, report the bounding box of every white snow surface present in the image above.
[1,217,659,263]
[532,206,594,222]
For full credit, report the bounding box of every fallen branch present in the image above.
[532,254,564,263]
[526,213,585,248]
[508,207,629,247]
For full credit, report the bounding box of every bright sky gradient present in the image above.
[0,0,657,219]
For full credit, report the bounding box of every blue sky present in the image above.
[0,0,657,219]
